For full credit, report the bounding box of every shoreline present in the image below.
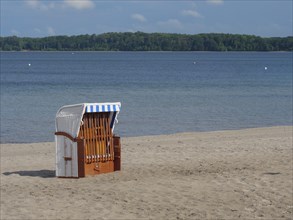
[1,125,292,145]
[1,126,292,219]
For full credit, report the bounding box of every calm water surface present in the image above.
[1,51,292,143]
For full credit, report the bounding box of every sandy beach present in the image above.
[1,126,292,220]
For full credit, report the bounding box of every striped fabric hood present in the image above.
[55,102,121,138]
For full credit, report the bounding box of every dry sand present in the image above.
[1,126,292,220]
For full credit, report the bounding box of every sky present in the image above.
[1,0,292,37]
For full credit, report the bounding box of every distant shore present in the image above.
[1,126,292,219]
[1,32,292,51]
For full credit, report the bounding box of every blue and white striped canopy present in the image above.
[85,103,120,113]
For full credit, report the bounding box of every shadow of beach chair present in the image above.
[2,170,55,178]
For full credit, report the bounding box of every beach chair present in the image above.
[55,103,121,178]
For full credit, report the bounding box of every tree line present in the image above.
[1,32,292,51]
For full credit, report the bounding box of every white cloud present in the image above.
[26,0,95,10]
[158,19,182,29]
[131,13,147,22]
[182,10,202,18]
[63,0,95,10]
[206,0,224,5]
[47,27,56,35]
[26,0,55,10]
[26,0,38,8]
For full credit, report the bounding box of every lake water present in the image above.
[0,51,292,143]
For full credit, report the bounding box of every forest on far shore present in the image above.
[1,32,292,51]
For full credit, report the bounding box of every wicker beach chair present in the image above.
[55,103,121,178]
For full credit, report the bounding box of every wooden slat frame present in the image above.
[80,112,114,164]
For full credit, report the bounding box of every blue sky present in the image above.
[1,0,292,37]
